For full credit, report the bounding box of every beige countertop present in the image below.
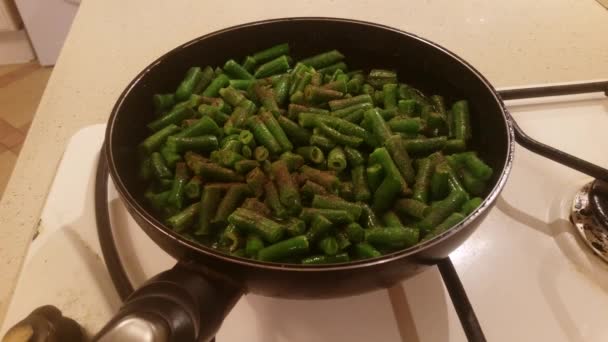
[1,0,607,322]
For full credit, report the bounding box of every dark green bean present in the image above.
[286,217,306,237]
[367,69,398,89]
[254,55,290,78]
[351,165,371,202]
[461,197,483,216]
[383,83,398,110]
[166,202,200,232]
[328,94,373,111]
[363,108,392,144]
[245,234,265,258]
[257,235,309,262]
[385,135,415,185]
[299,208,354,225]
[393,198,430,219]
[366,163,384,193]
[403,136,448,154]
[300,165,340,193]
[167,162,189,210]
[365,227,419,249]
[229,79,254,91]
[242,198,272,217]
[388,117,423,134]
[354,242,382,259]
[228,208,286,243]
[150,152,173,180]
[139,124,181,155]
[273,74,291,105]
[223,59,254,80]
[186,160,243,182]
[167,135,219,153]
[245,167,267,197]
[423,212,465,241]
[271,160,302,212]
[197,104,230,125]
[219,86,246,106]
[452,100,472,141]
[417,190,468,234]
[382,211,403,227]
[306,214,333,242]
[202,74,230,97]
[317,61,348,74]
[345,222,365,243]
[195,184,224,235]
[148,107,195,132]
[219,224,243,252]
[397,99,418,115]
[153,93,175,112]
[247,115,282,155]
[412,158,433,203]
[184,176,203,200]
[264,180,288,219]
[280,151,305,171]
[252,43,289,64]
[318,236,339,255]
[311,194,362,220]
[213,184,251,224]
[235,160,260,174]
[299,50,344,69]
[327,147,347,172]
[175,67,202,101]
[254,146,269,162]
[260,111,293,152]
[304,85,344,104]
[310,134,336,151]
[300,180,329,200]
[145,190,170,211]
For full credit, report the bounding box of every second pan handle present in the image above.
[497,81,608,182]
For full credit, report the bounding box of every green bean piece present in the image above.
[153,93,175,112]
[167,135,219,153]
[364,108,392,144]
[304,85,344,104]
[238,130,255,149]
[317,61,348,74]
[145,190,170,211]
[257,235,309,262]
[260,111,293,152]
[223,59,254,80]
[367,69,398,89]
[318,236,339,256]
[219,86,246,106]
[150,152,173,180]
[215,149,245,168]
[254,55,290,78]
[334,232,350,251]
[327,147,347,172]
[235,160,260,174]
[285,217,306,237]
[344,222,364,243]
[242,198,272,217]
[192,66,215,94]
[461,168,486,196]
[310,72,323,86]
[322,79,347,93]
[219,224,243,252]
[310,134,336,151]
[417,190,468,234]
[383,83,399,110]
[229,79,255,91]
[202,73,230,97]
[175,67,202,101]
[184,176,203,200]
[444,139,466,153]
[271,160,302,212]
[306,213,333,242]
[361,84,375,98]
[301,253,349,265]
[219,136,242,153]
[214,184,251,224]
[139,124,181,155]
[349,165,371,202]
[331,103,373,119]
[245,167,267,197]
[343,146,364,167]
[354,242,382,259]
[423,212,465,241]
[447,165,468,196]
[166,202,200,232]
[148,107,195,132]
[228,208,286,243]
[241,56,257,72]
[460,152,493,181]
[403,136,448,154]
[365,227,419,249]
[287,104,328,119]
[311,194,362,220]
[452,100,472,141]
[397,99,418,115]
[277,115,311,146]
[197,104,230,126]
[295,146,325,164]
[253,146,269,162]
[273,74,291,105]
[385,135,416,185]
[366,163,384,193]
[301,180,329,201]
[369,147,406,211]
[299,208,354,225]
[299,113,368,140]
[382,211,403,227]
[245,234,265,258]
[394,198,430,220]
[431,162,450,200]
[280,151,305,171]
[328,94,373,111]
[254,84,280,115]
[195,184,224,235]
[186,160,243,182]
[317,122,363,147]
[412,158,433,203]
[247,116,282,155]
[388,117,423,135]
[339,181,355,202]
[167,162,189,210]
[176,116,223,139]
[300,165,340,193]
[430,95,447,118]
[360,203,381,228]
[252,43,289,64]
[461,197,483,216]
[346,73,365,94]
[299,50,344,69]
[289,72,313,97]
[264,180,288,219]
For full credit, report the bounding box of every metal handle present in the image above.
[497,82,608,182]
[92,264,242,342]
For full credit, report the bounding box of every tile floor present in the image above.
[0,62,53,198]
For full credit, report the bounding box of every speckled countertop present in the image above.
[1,0,607,322]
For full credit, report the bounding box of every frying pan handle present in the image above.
[497,81,608,182]
[508,116,608,182]
[92,263,242,342]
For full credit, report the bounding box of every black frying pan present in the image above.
[94,18,608,342]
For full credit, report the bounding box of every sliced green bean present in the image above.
[245,234,265,258]
[223,59,254,80]
[318,236,339,255]
[452,100,472,141]
[175,67,202,101]
[150,152,173,180]
[257,235,309,262]
[202,73,230,97]
[280,151,305,171]
[423,212,465,241]
[354,242,382,259]
[382,211,403,227]
[166,202,200,232]
[245,167,267,197]
[417,190,468,234]
[311,194,362,220]
[228,207,286,243]
[367,69,398,89]
[252,43,289,64]
[254,55,290,78]
[148,107,195,132]
[299,50,344,69]
[300,165,339,193]
[365,227,419,249]
[260,111,293,152]
[264,180,288,219]
[299,208,354,225]
[461,197,483,216]
[139,124,181,155]
[366,163,384,193]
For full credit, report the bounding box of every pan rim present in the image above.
[106,16,515,272]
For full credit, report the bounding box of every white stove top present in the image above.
[2,92,608,341]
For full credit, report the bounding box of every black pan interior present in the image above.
[107,18,510,243]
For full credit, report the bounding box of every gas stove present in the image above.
[2,84,608,341]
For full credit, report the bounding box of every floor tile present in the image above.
[0,67,52,128]
[0,151,18,198]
